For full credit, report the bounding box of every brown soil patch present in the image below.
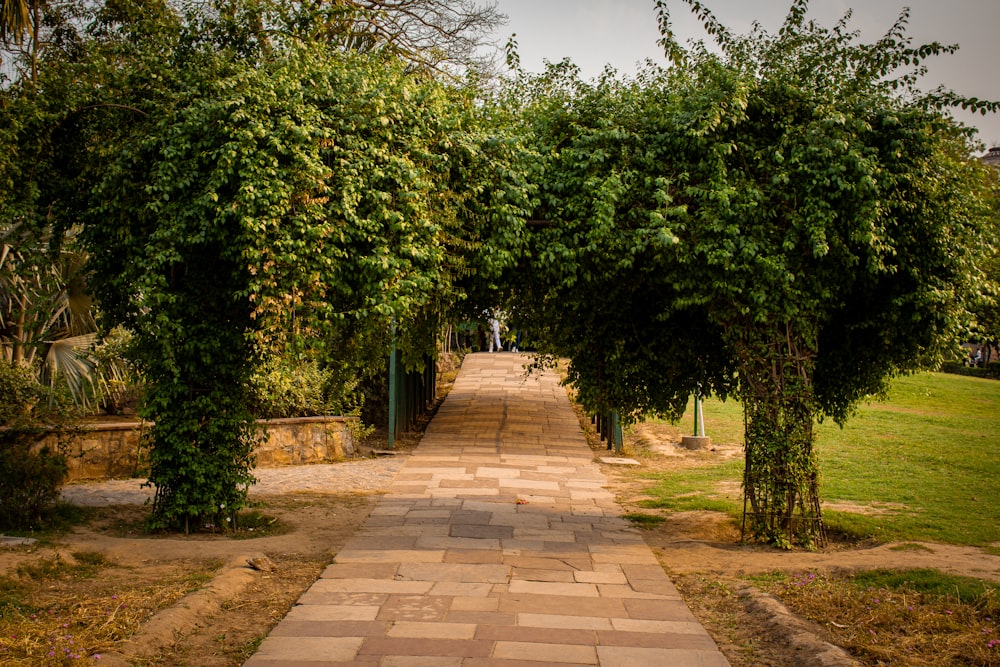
[632,421,744,463]
[821,500,911,516]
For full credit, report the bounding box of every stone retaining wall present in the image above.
[42,417,358,481]
[254,417,358,467]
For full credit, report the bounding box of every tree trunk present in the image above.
[28,0,38,87]
[736,320,825,547]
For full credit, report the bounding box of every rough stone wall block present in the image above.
[36,417,358,481]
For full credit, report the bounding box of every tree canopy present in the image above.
[503,0,998,544]
[2,0,529,530]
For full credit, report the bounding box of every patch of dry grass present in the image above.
[760,570,1000,665]
[0,552,219,664]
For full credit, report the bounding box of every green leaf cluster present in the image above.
[0,358,72,531]
[249,355,361,419]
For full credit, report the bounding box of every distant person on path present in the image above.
[489,313,503,352]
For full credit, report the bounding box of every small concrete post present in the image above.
[681,386,711,450]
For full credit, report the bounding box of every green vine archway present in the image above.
[501,0,998,546]
[3,0,996,542]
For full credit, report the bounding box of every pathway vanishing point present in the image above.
[244,352,730,666]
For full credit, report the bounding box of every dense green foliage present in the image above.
[506,0,998,544]
[249,356,361,419]
[971,222,1000,363]
[0,359,71,530]
[82,45,525,529]
[507,60,740,420]
[2,0,531,531]
[2,0,996,542]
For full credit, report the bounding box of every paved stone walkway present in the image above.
[244,353,729,667]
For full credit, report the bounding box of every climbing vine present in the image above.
[67,6,532,530]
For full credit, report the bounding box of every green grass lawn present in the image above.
[637,372,1000,546]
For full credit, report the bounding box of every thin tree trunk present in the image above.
[29,0,38,87]
[738,321,825,547]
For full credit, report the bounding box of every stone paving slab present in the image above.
[244,353,729,667]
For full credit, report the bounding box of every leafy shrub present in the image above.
[0,439,68,530]
[0,360,40,425]
[0,360,72,531]
[91,326,143,415]
[939,360,1000,380]
[249,356,364,419]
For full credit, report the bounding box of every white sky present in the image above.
[490,0,1000,149]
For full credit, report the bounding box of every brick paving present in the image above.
[244,353,730,666]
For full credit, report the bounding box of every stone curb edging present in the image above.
[91,552,270,666]
[733,583,860,666]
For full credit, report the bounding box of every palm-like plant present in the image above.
[0,0,30,45]
[0,0,48,84]
[0,222,105,408]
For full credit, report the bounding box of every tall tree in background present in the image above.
[198,0,505,76]
[971,157,1000,365]
[1,0,38,82]
[0,0,86,85]
[0,0,30,43]
[309,0,505,76]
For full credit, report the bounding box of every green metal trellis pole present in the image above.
[387,322,397,450]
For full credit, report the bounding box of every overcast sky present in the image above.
[490,0,1000,150]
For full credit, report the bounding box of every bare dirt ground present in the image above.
[3,398,999,665]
